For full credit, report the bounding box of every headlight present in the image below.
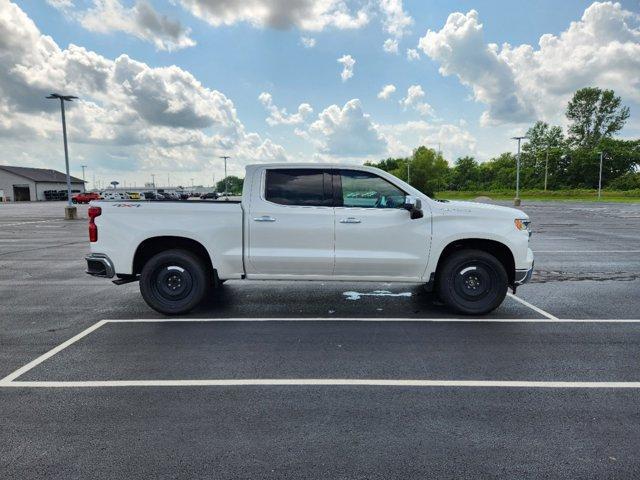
[514,218,531,232]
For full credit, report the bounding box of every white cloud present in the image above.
[400,85,434,117]
[300,36,316,48]
[383,38,399,54]
[308,99,388,156]
[379,0,413,38]
[258,92,313,126]
[337,54,355,81]
[80,0,196,51]
[380,120,477,161]
[0,0,287,175]
[418,2,640,126]
[406,48,420,61]
[178,0,369,31]
[377,84,397,100]
[46,0,74,9]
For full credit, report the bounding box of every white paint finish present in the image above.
[2,379,640,389]
[334,205,431,278]
[343,290,412,300]
[0,320,108,383]
[91,200,244,277]
[507,293,558,320]
[460,266,477,274]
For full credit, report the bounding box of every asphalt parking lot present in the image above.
[1,200,640,479]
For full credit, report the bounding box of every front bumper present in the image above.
[514,262,534,285]
[85,253,115,278]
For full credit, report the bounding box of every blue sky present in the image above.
[2,0,639,188]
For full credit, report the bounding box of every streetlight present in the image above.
[511,136,528,206]
[220,155,231,196]
[597,151,604,200]
[151,174,156,192]
[407,160,411,184]
[81,165,87,192]
[47,93,78,218]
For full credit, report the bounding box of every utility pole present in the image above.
[47,93,78,218]
[598,151,604,200]
[81,165,87,192]
[511,136,528,206]
[220,156,231,195]
[544,150,549,191]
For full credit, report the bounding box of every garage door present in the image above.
[13,185,30,201]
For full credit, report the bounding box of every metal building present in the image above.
[0,165,85,202]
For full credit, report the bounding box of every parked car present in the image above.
[99,191,127,201]
[126,192,141,200]
[86,164,534,315]
[72,192,100,204]
[200,192,219,200]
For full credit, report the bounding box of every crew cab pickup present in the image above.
[86,164,534,315]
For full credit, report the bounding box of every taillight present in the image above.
[88,206,101,242]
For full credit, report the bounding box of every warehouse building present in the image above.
[0,165,85,202]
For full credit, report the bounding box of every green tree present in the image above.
[216,175,244,194]
[449,156,480,190]
[566,87,630,148]
[523,121,565,153]
[409,146,449,196]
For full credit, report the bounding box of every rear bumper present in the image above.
[85,253,115,278]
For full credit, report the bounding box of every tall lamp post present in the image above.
[220,156,231,196]
[597,151,604,201]
[47,93,78,219]
[511,136,528,206]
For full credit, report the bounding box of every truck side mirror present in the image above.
[404,195,423,219]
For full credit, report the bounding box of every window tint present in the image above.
[340,170,405,208]
[265,169,332,206]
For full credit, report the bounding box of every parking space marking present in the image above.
[0,219,64,227]
[0,320,107,383]
[2,318,640,389]
[506,293,558,320]
[2,379,640,389]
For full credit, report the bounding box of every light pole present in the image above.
[407,161,411,184]
[544,151,549,191]
[220,156,231,195]
[511,136,528,206]
[47,93,78,218]
[151,174,156,192]
[598,151,604,200]
[81,165,87,192]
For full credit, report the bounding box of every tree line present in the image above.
[366,87,640,196]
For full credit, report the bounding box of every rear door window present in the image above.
[265,169,333,206]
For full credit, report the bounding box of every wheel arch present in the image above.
[434,238,515,286]
[132,236,214,276]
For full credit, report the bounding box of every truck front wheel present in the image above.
[140,249,209,315]
[436,249,508,315]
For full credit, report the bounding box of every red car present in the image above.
[72,192,100,204]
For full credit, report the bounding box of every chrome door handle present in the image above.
[340,217,361,224]
[253,216,276,222]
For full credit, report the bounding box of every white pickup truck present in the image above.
[86,164,534,315]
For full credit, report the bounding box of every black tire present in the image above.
[139,249,209,315]
[436,249,508,315]
[71,199,77,204]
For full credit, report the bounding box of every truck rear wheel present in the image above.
[436,249,508,315]
[140,249,209,315]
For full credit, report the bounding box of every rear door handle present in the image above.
[253,216,276,222]
[340,217,361,224]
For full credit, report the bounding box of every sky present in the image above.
[1,0,639,189]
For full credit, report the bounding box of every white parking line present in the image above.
[2,379,640,389]
[506,293,558,320]
[0,219,64,227]
[0,320,107,383]
[3,317,640,389]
